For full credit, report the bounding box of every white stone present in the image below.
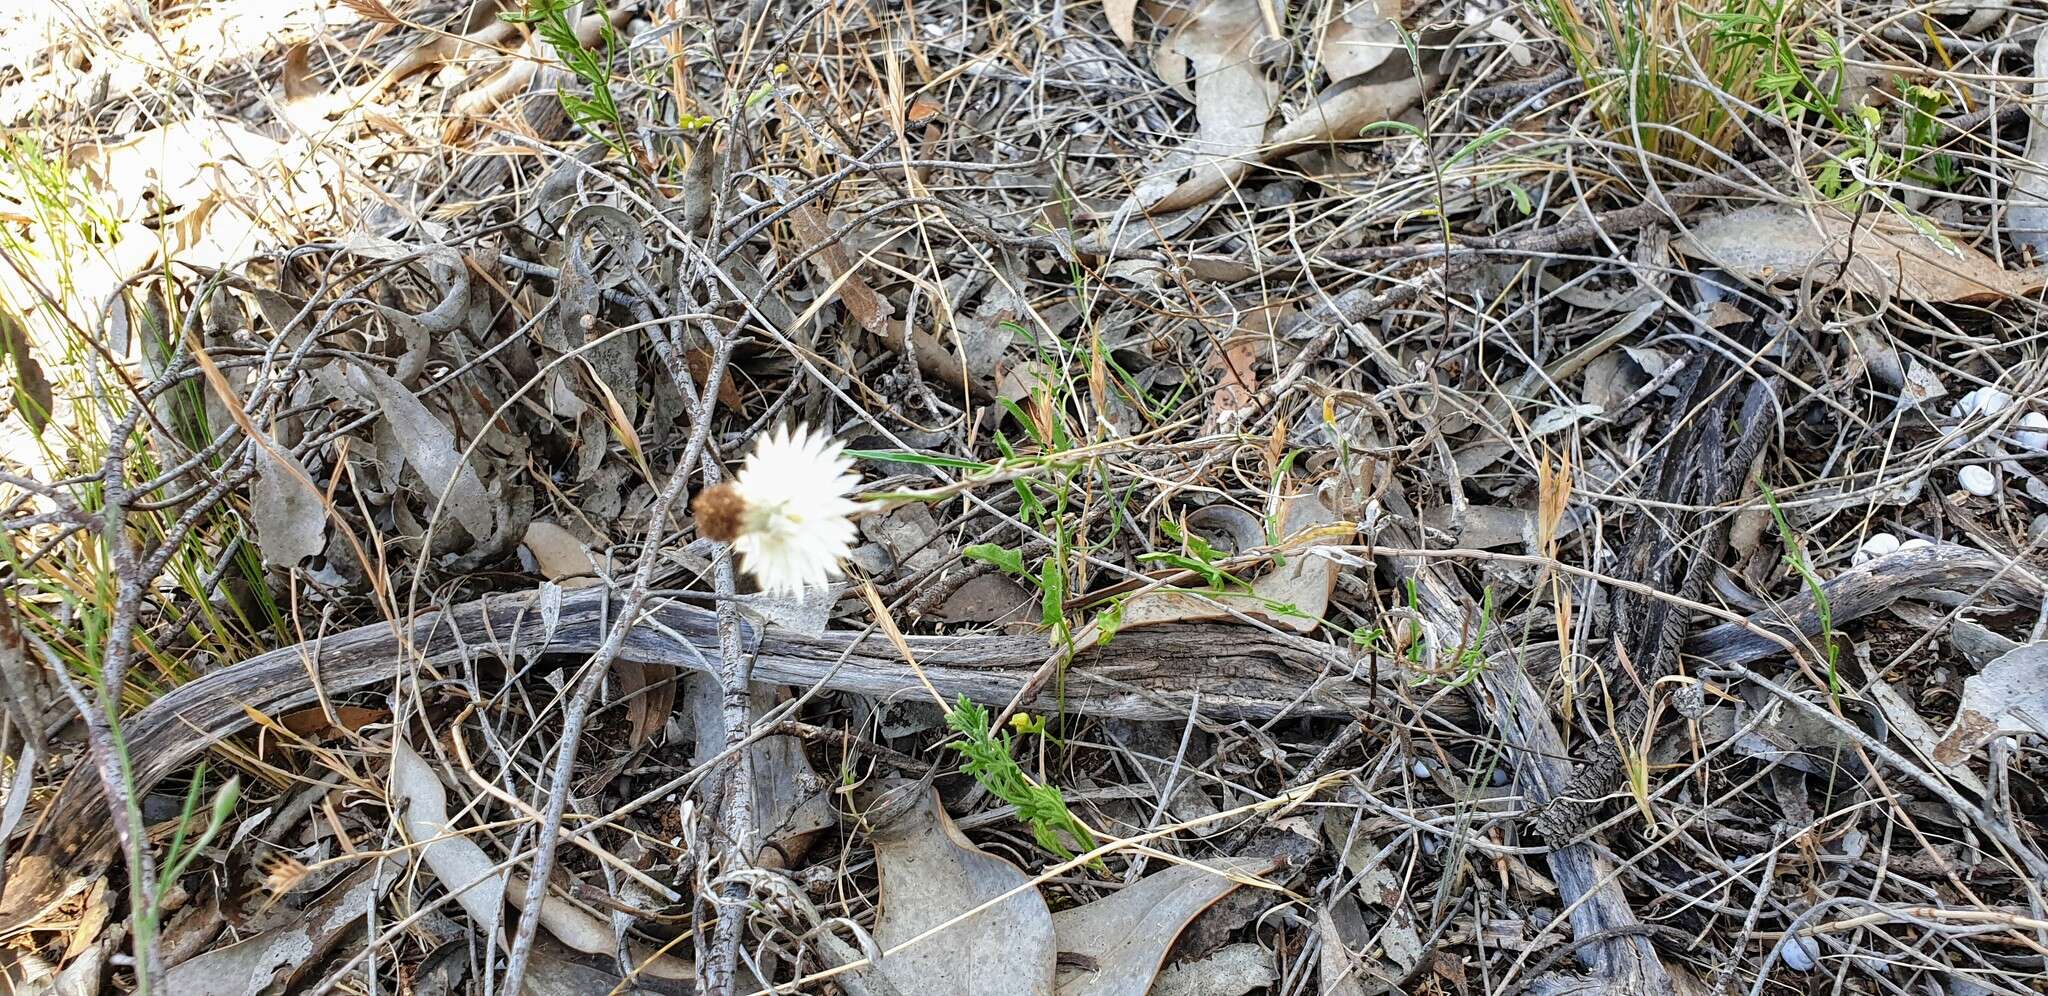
[1960,387,2014,417]
[1852,532,1900,565]
[1898,538,1932,553]
[1958,465,1999,496]
[2019,411,2048,451]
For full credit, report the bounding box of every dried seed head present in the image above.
[260,853,311,898]
[693,482,746,543]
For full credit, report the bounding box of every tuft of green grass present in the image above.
[1534,0,1863,179]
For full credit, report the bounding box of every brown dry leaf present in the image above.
[281,41,320,101]
[522,520,597,580]
[1674,204,2048,305]
[1934,642,2048,764]
[867,780,1056,996]
[1109,493,1346,635]
[1206,338,1259,432]
[789,202,893,336]
[0,311,51,437]
[1320,0,1404,83]
[931,573,1035,624]
[616,659,673,753]
[1052,857,1276,996]
[279,704,386,738]
[684,348,744,408]
[1106,0,1142,43]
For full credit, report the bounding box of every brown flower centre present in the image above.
[692,482,747,543]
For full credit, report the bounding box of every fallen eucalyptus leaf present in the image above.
[346,362,495,541]
[1137,0,1280,212]
[1053,857,1276,996]
[1935,642,2048,763]
[1321,0,1403,83]
[522,520,596,580]
[867,780,1056,996]
[393,739,692,979]
[163,857,404,996]
[1148,942,1274,996]
[391,737,505,948]
[690,677,835,868]
[1147,58,1428,215]
[1675,204,2048,305]
[249,443,326,566]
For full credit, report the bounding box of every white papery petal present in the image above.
[729,424,861,593]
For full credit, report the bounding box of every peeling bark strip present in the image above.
[1,546,2032,935]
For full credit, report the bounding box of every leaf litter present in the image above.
[5,1,2048,995]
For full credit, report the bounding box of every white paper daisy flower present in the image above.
[693,424,862,593]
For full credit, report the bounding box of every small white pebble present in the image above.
[1898,538,1932,553]
[1977,388,2015,416]
[1852,532,1899,566]
[1781,935,1820,972]
[1411,760,1431,779]
[2019,411,2048,451]
[1958,465,1999,496]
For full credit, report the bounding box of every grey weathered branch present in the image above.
[2,544,2030,939]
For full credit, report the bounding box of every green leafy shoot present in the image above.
[1137,519,1245,590]
[503,0,624,153]
[944,696,1098,865]
[962,543,1027,576]
[841,449,991,470]
[1761,482,1842,696]
[154,761,242,897]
